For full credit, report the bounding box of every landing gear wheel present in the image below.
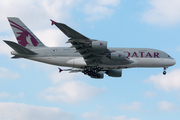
[163,67,167,75]
[163,71,166,75]
[97,67,101,71]
[93,66,97,70]
[84,71,87,75]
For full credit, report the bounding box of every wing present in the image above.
[51,20,133,65]
[50,20,89,39]
[51,20,110,65]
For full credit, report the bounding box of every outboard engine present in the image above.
[90,40,107,50]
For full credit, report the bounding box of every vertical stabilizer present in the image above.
[8,17,45,48]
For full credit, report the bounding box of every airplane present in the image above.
[4,17,176,79]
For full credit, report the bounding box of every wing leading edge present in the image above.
[50,20,89,39]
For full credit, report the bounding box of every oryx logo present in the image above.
[9,20,39,47]
[100,42,103,46]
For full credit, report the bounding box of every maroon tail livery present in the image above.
[8,17,45,48]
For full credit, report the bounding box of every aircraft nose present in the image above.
[170,58,176,66]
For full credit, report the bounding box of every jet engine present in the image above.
[109,51,126,61]
[90,40,107,50]
[106,69,122,77]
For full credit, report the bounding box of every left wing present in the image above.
[58,68,82,73]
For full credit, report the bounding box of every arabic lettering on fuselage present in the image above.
[124,51,159,58]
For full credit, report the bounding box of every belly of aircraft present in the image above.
[27,56,175,70]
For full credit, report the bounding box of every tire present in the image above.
[163,71,166,75]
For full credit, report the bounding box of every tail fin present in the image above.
[8,17,45,48]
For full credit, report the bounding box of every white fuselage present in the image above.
[14,47,175,70]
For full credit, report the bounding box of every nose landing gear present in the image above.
[163,67,167,75]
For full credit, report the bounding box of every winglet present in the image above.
[58,67,63,73]
[50,19,56,25]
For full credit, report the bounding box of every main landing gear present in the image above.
[83,66,102,78]
[163,67,167,75]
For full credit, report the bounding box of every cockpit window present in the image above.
[168,55,171,58]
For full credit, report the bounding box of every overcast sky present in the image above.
[1,0,180,120]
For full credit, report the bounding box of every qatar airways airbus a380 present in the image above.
[4,17,176,79]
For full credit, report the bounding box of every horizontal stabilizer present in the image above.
[11,55,22,59]
[51,20,89,39]
[4,40,37,55]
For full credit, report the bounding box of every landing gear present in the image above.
[83,66,102,78]
[163,71,166,75]
[163,67,167,75]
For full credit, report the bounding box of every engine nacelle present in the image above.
[91,40,107,50]
[106,69,122,77]
[110,51,126,61]
[91,71,104,79]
